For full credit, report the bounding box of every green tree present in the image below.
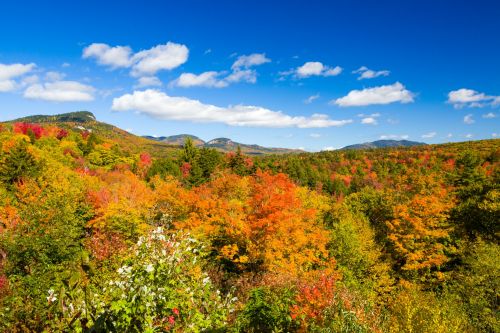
[0,141,40,186]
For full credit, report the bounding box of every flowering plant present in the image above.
[51,228,235,332]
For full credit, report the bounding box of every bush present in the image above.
[51,228,236,332]
[235,286,297,332]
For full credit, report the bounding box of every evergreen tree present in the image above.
[228,145,247,175]
[0,141,40,186]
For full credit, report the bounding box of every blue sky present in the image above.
[0,0,499,151]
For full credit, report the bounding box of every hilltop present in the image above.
[145,133,302,155]
[7,111,301,156]
[7,111,179,157]
[341,139,426,150]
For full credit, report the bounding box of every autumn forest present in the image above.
[0,112,498,332]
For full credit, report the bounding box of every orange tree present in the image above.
[386,186,455,281]
[172,170,333,277]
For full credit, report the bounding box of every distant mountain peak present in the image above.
[341,139,426,150]
[206,137,234,145]
[143,134,300,155]
[11,111,96,124]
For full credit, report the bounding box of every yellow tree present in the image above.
[386,187,455,276]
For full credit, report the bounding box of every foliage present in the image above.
[0,119,498,331]
[50,229,236,332]
[235,286,298,332]
[0,139,40,186]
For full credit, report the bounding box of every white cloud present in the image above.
[173,69,257,88]
[361,117,378,125]
[280,62,342,79]
[492,133,498,138]
[0,63,36,92]
[21,75,39,85]
[0,80,16,92]
[465,134,473,139]
[0,63,36,81]
[304,94,320,104]
[174,71,227,88]
[322,146,338,151]
[24,81,95,102]
[83,42,189,77]
[333,82,414,107]
[134,76,162,88]
[421,131,436,138]
[172,52,269,88]
[447,88,499,108]
[112,89,353,128]
[310,133,321,138]
[293,61,342,78]
[45,71,66,81]
[131,42,189,77]
[464,114,475,124]
[447,133,453,138]
[482,112,497,118]
[62,62,71,68]
[83,43,133,68]
[231,53,270,70]
[380,134,409,140]
[353,66,390,80]
[225,69,257,84]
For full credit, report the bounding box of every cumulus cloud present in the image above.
[353,66,390,80]
[464,114,475,124]
[231,53,270,70]
[83,43,133,68]
[0,80,16,92]
[225,69,257,84]
[83,42,188,77]
[380,134,409,140]
[130,43,189,77]
[0,63,36,92]
[310,133,321,138]
[134,76,162,88]
[24,81,95,102]
[45,71,66,81]
[0,63,36,81]
[22,75,39,85]
[304,94,320,104]
[296,62,342,78]
[358,112,380,125]
[422,131,437,138]
[361,117,378,125]
[321,146,338,151]
[333,82,414,107]
[482,112,497,118]
[281,61,342,79]
[112,89,352,128]
[172,52,269,88]
[447,88,499,108]
[172,69,257,88]
[173,71,227,88]
[465,134,473,139]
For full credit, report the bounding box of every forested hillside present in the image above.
[0,118,498,332]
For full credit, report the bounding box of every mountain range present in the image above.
[7,111,427,154]
[340,139,426,150]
